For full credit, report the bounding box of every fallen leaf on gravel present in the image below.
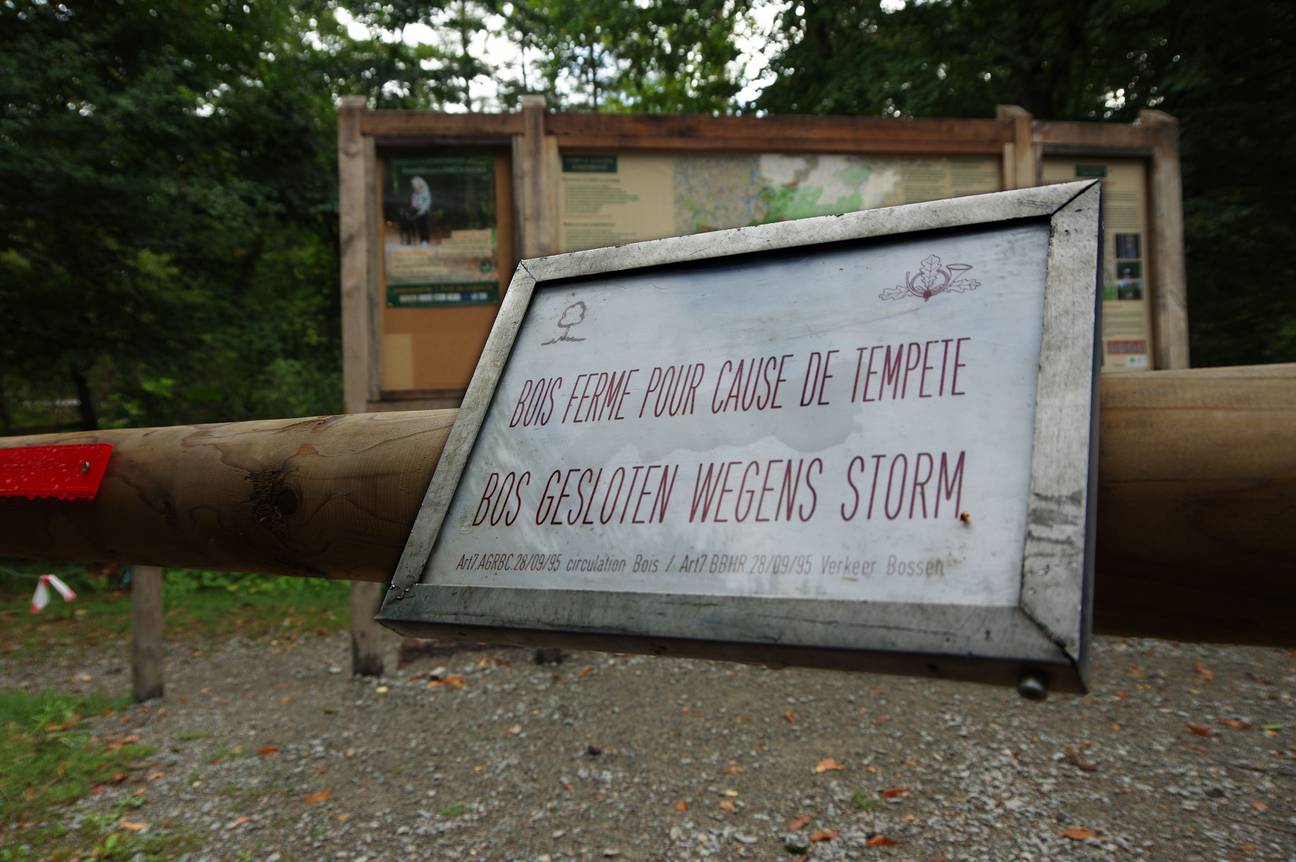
[1060,827,1097,841]
[334,813,350,822]
[674,801,687,812]
[1219,718,1251,729]
[1062,747,1098,772]
[304,788,332,804]
[880,787,909,798]
[1194,660,1214,682]
[118,820,149,832]
[427,676,466,690]
[814,758,844,773]
[110,772,127,784]
[719,800,736,812]
[507,724,522,735]
[723,765,745,775]
[1110,723,1122,731]
[1251,801,1268,812]
[258,745,279,757]
[784,708,795,724]
[1127,663,1145,678]
[375,686,389,694]
[1235,843,1257,854]
[787,814,811,831]
[279,695,294,705]
[866,835,898,847]
[809,828,838,843]
[578,666,594,678]
[871,715,890,726]
[105,735,140,752]
[1186,723,1213,737]
[723,788,739,797]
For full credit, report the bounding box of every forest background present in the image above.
[2,0,1292,434]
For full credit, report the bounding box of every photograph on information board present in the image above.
[382,154,498,307]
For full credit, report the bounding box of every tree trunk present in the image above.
[72,369,97,431]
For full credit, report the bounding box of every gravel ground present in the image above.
[3,632,1293,861]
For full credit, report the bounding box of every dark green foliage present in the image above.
[0,0,1288,436]
[759,0,1296,366]
[0,1,343,430]
[508,0,746,112]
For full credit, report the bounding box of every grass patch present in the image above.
[1,563,349,655]
[0,689,147,820]
[438,802,466,818]
[851,788,881,812]
[0,689,186,860]
[172,730,211,742]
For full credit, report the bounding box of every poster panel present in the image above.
[382,155,500,307]
[1042,158,1152,371]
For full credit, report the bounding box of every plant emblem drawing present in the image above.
[542,301,588,345]
[880,254,980,302]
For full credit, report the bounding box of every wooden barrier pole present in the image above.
[1,365,1293,646]
[130,565,164,701]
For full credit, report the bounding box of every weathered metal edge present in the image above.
[1017,180,1102,684]
[386,264,538,598]
[377,584,1077,686]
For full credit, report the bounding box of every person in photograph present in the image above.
[408,175,431,245]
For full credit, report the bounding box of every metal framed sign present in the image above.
[379,181,1101,693]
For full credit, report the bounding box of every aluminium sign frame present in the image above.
[377,180,1102,692]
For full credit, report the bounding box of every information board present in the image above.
[380,183,1102,692]
[1042,158,1152,372]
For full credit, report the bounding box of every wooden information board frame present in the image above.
[338,97,1187,417]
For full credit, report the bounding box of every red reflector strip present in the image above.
[0,443,113,500]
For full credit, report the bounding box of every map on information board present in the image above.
[559,153,1001,251]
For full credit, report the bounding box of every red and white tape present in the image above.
[30,574,77,613]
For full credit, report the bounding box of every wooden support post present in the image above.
[350,579,385,677]
[1138,109,1190,370]
[1,365,1293,647]
[514,94,560,258]
[338,95,378,415]
[997,105,1038,189]
[130,565,164,701]
[338,95,389,675]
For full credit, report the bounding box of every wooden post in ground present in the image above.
[350,579,385,677]
[1139,109,1190,370]
[338,95,389,676]
[130,565,164,701]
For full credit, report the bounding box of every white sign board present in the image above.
[380,182,1101,693]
